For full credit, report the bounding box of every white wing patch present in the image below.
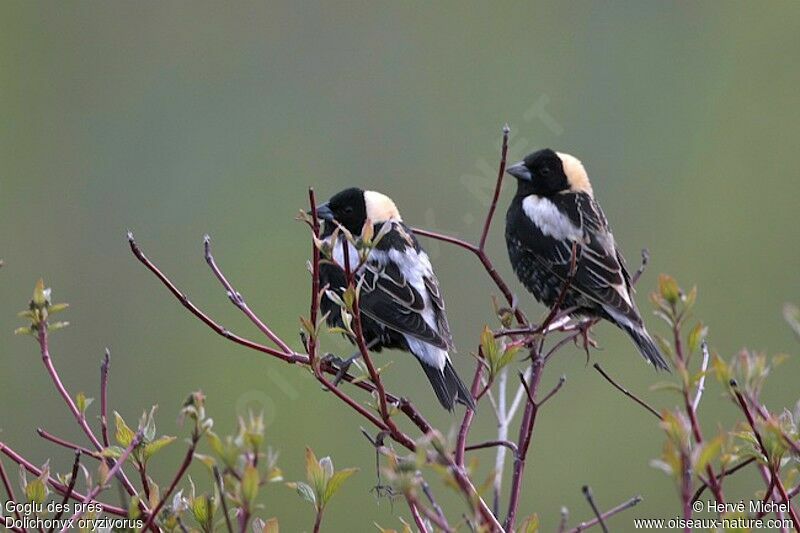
[522,195,583,241]
[369,247,448,370]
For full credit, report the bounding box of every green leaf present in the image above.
[519,513,540,533]
[658,274,680,306]
[242,465,260,505]
[101,446,125,459]
[190,494,213,528]
[695,435,724,474]
[49,321,70,331]
[143,436,176,460]
[649,381,683,394]
[14,327,33,336]
[287,481,316,507]
[305,447,325,495]
[33,279,48,307]
[114,411,135,447]
[687,322,707,354]
[322,468,358,506]
[48,303,70,314]
[76,392,93,415]
[25,478,47,503]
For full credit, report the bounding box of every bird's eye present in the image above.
[344,206,354,214]
[540,167,551,176]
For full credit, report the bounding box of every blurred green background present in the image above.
[1,2,799,531]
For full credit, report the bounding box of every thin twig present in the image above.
[0,443,128,517]
[567,495,642,533]
[63,430,143,529]
[405,494,431,533]
[213,466,234,533]
[465,440,519,456]
[593,363,662,420]
[204,235,293,353]
[581,486,608,533]
[420,478,448,529]
[36,428,102,459]
[100,349,111,447]
[692,457,755,502]
[47,450,81,533]
[478,124,510,252]
[732,382,800,530]
[37,322,143,503]
[537,375,567,408]
[0,457,24,524]
[141,437,200,531]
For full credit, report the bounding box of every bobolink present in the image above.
[505,149,669,370]
[315,188,475,410]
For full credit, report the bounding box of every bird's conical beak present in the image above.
[506,161,532,182]
[311,202,335,221]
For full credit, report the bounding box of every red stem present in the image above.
[141,438,198,531]
[0,443,128,517]
[100,349,110,447]
[733,386,800,530]
[455,361,484,466]
[477,125,510,252]
[204,235,294,353]
[37,323,143,504]
[504,353,544,531]
[66,430,143,525]
[0,456,24,524]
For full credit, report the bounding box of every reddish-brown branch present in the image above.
[141,437,199,531]
[129,232,307,365]
[478,125,510,252]
[405,494,431,533]
[0,456,24,524]
[732,384,800,530]
[0,443,128,517]
[455,361,484,466]
[36,428,102,459]
[100,349,111,447]
[592,364,662,420]
[66,430,143,525]
[465,439,519,456]
[566,495,642,533]
[672,318,725,505]
[36,322,143,504]
[49,452,80,533]
[692,458,755,502]
[204,235,294,354]
[504,353,544,531]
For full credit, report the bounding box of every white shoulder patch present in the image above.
[364,190,402,223]
[522,195,583,241]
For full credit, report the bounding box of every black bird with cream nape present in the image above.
[315,187,475,411]
[505,149,669,371]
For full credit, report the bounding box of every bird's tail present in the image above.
[621,323,670,371]
[418,358,476,411]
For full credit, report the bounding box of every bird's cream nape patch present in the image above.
[364,190,402,223]
[556,152,593,197]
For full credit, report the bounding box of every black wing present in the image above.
[526,193,641,324]
[358,244,451,350]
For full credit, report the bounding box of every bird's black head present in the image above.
[316,187,401,236]
[506,149,593,197]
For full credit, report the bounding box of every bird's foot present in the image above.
[574,320,599,365]
[320,352,361,387]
